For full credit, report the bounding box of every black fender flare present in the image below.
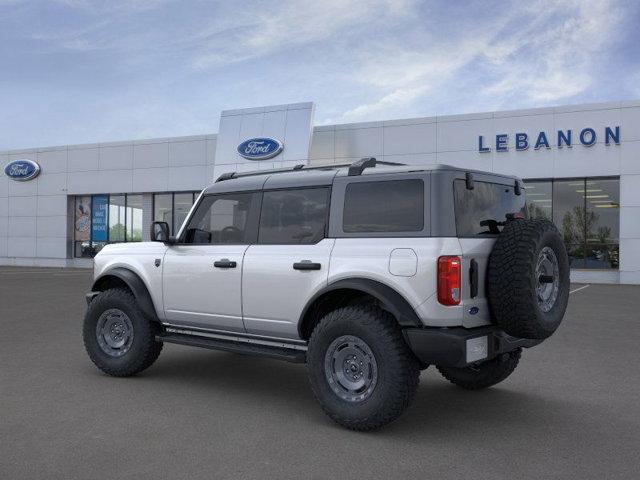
[91,267,159,322]
[298,278,422,337]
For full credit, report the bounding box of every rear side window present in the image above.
[454,180,526,236]
[343,179,424,233]
[258,188,330,244]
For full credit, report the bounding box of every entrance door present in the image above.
[162,192,259,332]
[242,187,333,340]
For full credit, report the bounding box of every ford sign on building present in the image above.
[237,137,283,160]
[4,159,40,181]
[1,99,639,286]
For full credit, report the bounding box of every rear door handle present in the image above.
[214,258,237,269]
[293,261,321,271]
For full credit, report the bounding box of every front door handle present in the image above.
[293,261,321,271]
[214,258,237,269]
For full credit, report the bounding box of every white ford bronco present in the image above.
[83,158,569,430]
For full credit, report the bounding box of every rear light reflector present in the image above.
[438,256,461,306]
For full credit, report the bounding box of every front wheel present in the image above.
[83,288,163,376]
[307,305,420,431]
[437,348,522,390]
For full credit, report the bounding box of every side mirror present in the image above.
[151,221,170,242]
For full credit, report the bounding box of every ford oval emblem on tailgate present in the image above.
[469,306,479,315]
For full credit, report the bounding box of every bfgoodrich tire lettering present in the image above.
[83,288,163,376]
[307,305,420,431]
[488,219,570,339]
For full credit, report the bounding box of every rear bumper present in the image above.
[403,326,542,368]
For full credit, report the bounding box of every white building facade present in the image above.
[1,100,639,284]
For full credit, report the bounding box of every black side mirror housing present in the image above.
[151,221,171,243]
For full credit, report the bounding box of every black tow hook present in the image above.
[539,275,554,284]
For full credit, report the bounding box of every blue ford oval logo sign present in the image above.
[469,306,480,315]
[4,159,41,181]
[237,137,283,160]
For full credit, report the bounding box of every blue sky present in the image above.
[1,0,639,150]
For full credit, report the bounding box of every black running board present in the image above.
[156,332,307,363]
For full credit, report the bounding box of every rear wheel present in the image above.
[83,288,163,376]
[437,348,521,390]
[307,304,420,431]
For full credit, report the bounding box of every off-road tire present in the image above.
[437,348,521,390]
[488,219,570,339]
[83,287,163,376]
[307,305,420,431]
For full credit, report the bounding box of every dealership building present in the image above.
[1,100,639,284]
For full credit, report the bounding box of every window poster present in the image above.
[75,196,91,242]
[91,195,108,242]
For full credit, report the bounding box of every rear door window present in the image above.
[343,179,424,233]
[454,180,526,236]
[258,188,330,244]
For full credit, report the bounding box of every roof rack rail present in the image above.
[214,158,405,182]
[216,172,237,182]
[215,164,307,182]
[348,157,377,176]
[347,157,405,176]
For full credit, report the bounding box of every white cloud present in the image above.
[481,0,621,105]
[335,0,625,122]
[191,0,415,69]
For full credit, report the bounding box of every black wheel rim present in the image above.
[324,335,378,403]
[96,308,134,357]
[536,246,560,313]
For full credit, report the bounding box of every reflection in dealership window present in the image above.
[527,177,620,270]
[584,179,619,269]
[524,181,552,221]
[126,195,143,242]
[109,195,126,242]
[152,192,198,235]
[154,193,172,232]
[174,193,195,235]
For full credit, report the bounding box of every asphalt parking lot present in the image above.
[1,267,639,480]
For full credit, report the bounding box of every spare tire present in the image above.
[487,219,569,339]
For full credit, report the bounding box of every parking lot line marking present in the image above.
[570,284,590,294]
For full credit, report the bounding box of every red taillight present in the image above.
[438,256,461,306]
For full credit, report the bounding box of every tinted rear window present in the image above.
[258,188,329,244]
[343,179,424,233]
[454,180,526,236]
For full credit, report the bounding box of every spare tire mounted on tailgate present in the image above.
[488,219,570,340]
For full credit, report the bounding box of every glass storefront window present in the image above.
[553,180,587,268]
[153,192,198,234]
[126,194,143,242]
[109,195,126,243]
[154,193,173,232]
[74,196,92,257]
[74,193,152,257]
[524,177,620,270]
[524,181,552,220]
[585,179,619,269]
[174,193,195,234]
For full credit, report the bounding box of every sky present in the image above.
[1,0,639,150]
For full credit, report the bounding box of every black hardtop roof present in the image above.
[202,158,520,195]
